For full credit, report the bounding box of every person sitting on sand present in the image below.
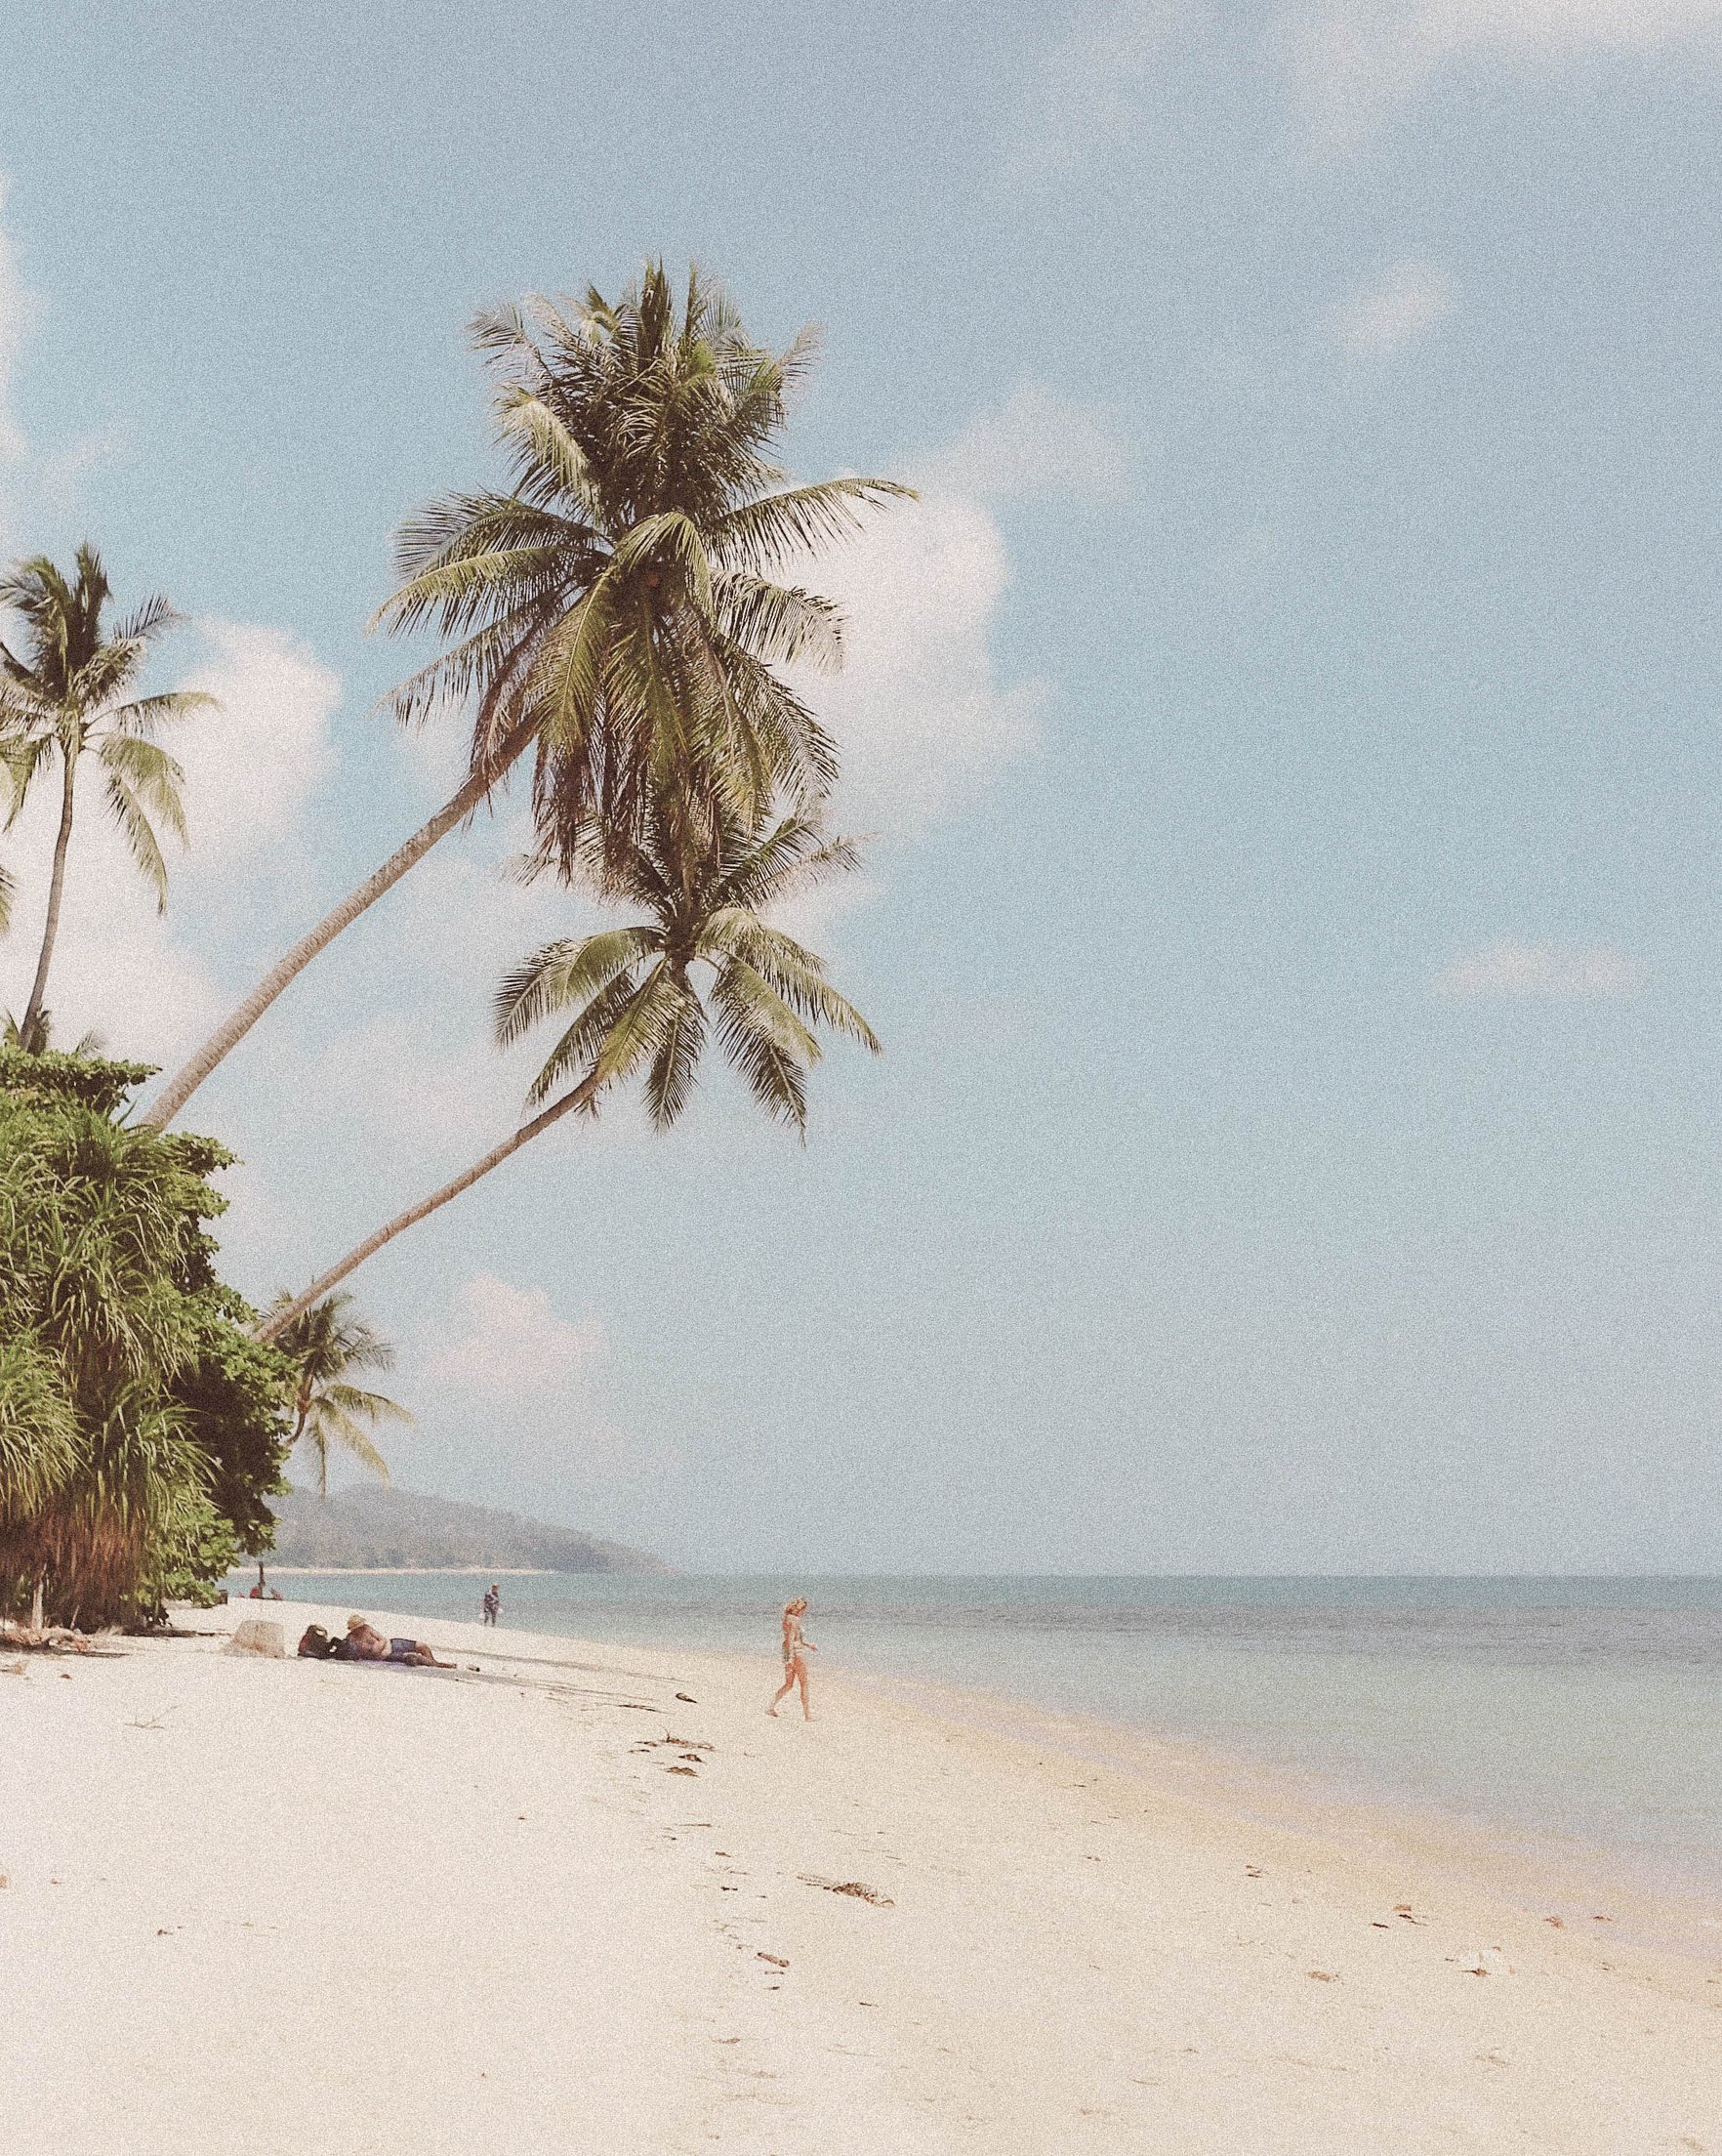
[343,1614,454,1669]
[767,1596,817,1721]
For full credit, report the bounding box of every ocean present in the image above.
[237,1571,1722,1914]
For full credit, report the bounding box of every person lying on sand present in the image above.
[342,1615,454,1669]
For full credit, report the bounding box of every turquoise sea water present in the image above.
[238,1572,1722,1907]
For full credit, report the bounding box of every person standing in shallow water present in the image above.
[767,1596,817,1721]
[481,1583,500,1626]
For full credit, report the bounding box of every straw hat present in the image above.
[347,1614,368,1631]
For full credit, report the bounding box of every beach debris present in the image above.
[1458,1947,1512,1977]
[226,1618,286,1659]
[1393,1904,1423,1925]
[0,1621,101,1655]
[800,1874,894,1907]
[676,1691,697,1702]
[1371,1921,1390,1929]
[0,1872,9,1888]
[757,1952,789,1969]
[1545,1915,1565,1928]
[1591,1914,1614,1923]
[2,1659,25,1678]
[1245,1865,1263,1878]
[668,1764,699,1776]
[1307,1970,1338,1982]
[126,1708,176,1731]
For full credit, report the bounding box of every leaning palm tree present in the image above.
[0,547,210,1044]
[266,1292,412,1501]
[142,261,906,1133]
[258,794,879,1342]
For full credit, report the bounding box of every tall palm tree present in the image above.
[0,547,210,1044]
[258,795,878,1343]
[266,1292,411,1500]
[142,262,906,1133]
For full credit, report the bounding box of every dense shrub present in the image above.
[0,1048,292,1626]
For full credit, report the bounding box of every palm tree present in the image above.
[0,547,211,1044]
[3,1008,104,1056]
[258,794,878,1343]
[266,1292,412,1500]
[141,261,906,1133]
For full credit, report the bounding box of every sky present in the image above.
[4,0,1722,1572]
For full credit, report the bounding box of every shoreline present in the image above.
[236,1575,1722,1949]
[6,1596,1718,2149]
[247,1565,556,1576]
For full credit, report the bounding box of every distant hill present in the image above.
[266,1487,665,1574]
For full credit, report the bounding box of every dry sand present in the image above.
[2,1598,1718,2153]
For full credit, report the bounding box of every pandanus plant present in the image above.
[259,793,879,1342]
[144,262,906,1132]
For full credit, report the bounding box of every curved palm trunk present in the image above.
[20,752,76,1044]
[139,718,538,1133]
[256,1070,601,1345]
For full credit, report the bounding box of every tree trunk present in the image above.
[29,1570,45,1637]
[20,752,76,1046]
[138,718,538,1132]
[256,1071,601,1345]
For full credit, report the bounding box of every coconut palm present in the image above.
[266,1292,411,1501]
[142,261,907,1133]
[258,795,879,1342]
[0,547,210,1045]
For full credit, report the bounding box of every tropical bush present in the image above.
[0,1048,292,1627]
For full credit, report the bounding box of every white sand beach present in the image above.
[3,1599,1718,2154]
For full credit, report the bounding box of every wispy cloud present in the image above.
[1331,257,1456,359]
[1433,939,1643,1000]
[1291,0,1722,139]
[403,1273,669,1502]
[426,1274,607,1399]
[1024,0,1722,162]
[1012,0,1185,174]
[917,379,1138,504]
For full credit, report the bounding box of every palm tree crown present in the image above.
[375,261,909,870]
[266,1292,412,1501]
[498,795,881,1134]
[255,791,879,1345]
[0,545,212,1041]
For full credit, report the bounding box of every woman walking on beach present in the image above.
[767,1597,817,1721]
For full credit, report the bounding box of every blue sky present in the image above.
[5,0,1722,1570]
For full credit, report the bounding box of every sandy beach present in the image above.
[3,1600,1718,2154]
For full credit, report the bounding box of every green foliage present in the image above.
[375,260,909,875]
[0,1050,292,1627]
[499,793,880,1135]
[267,1290,411,1500]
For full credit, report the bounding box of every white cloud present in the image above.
[918,380,1137,504]
[426,1273,608,1399]
[177,622,341,879]
[799,492,1045,835]
[796,379,1103,841]
[1433,938,1643,999]
[1332,257,1456,359]
[1292,0,1722,135]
